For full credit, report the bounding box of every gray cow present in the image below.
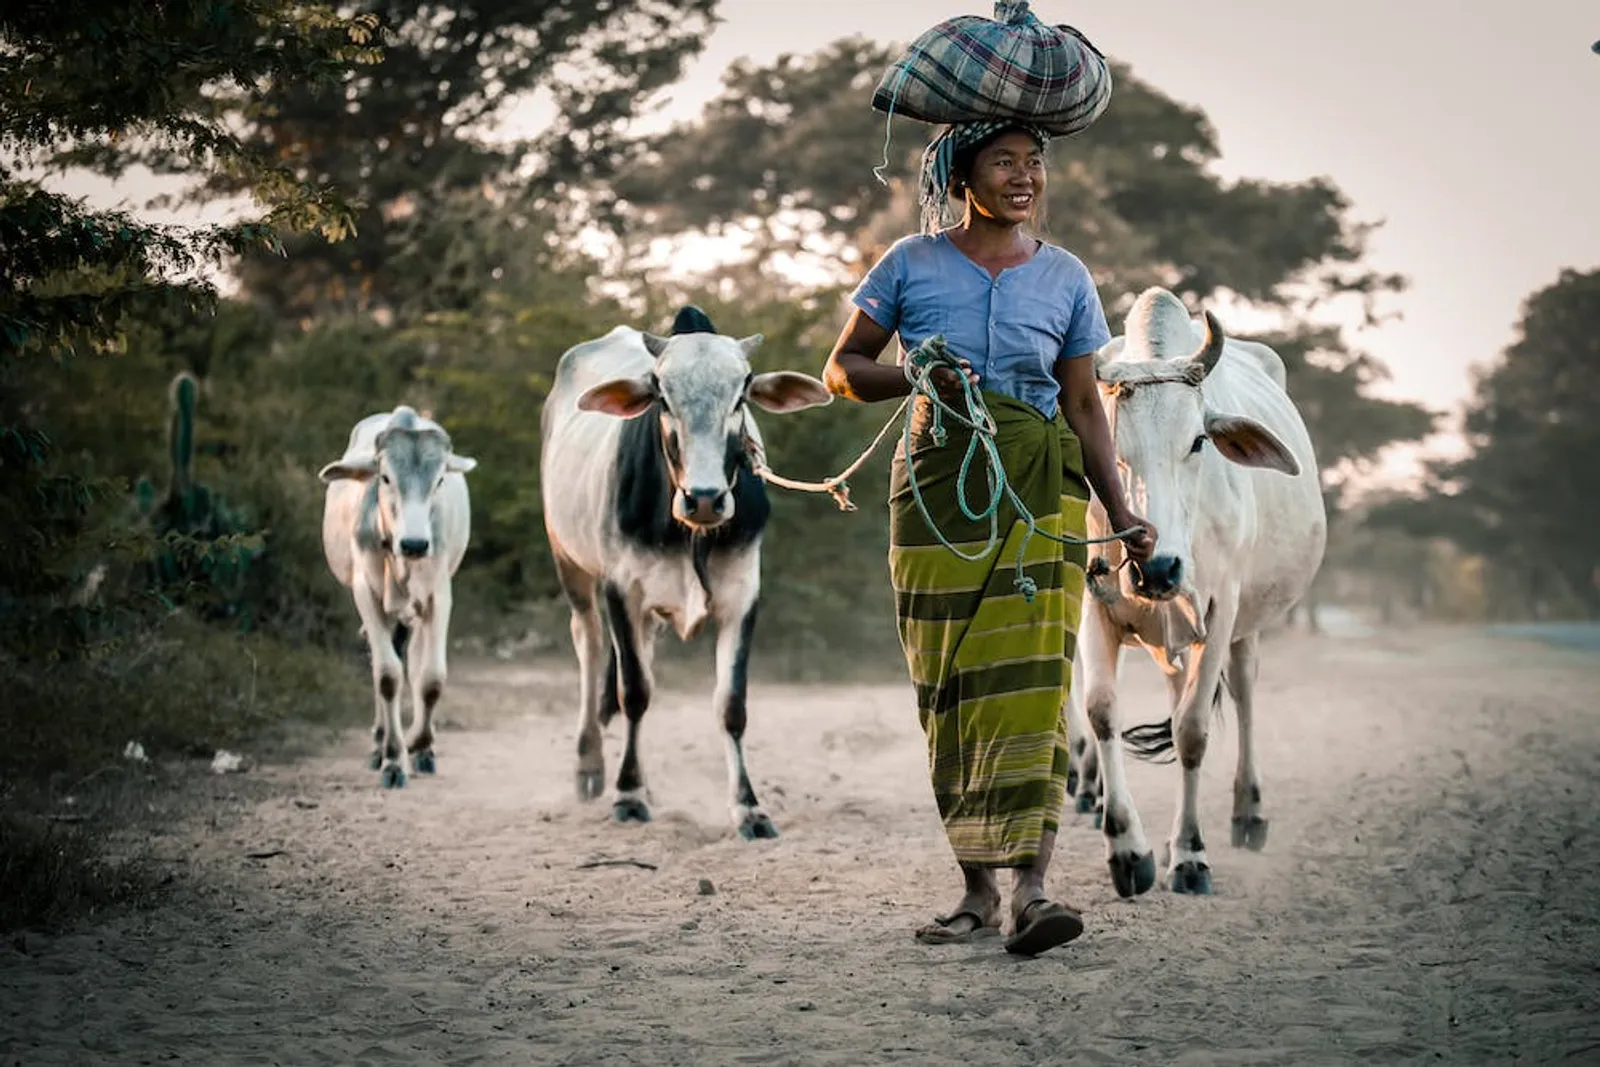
[320,406,477,788]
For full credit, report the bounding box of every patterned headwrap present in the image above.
[917,119,1051,234]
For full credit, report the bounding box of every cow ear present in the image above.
[737,333,765,358]
[319,455,379,483]
[641,332,670,358]
[1203,412,1301,475]
[445,453,478,474]
[578,375,658,419]
[747,371,832,414]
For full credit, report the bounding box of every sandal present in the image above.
[1003,899,1084,957]
[914,910,1002,945]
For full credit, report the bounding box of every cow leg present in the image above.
[405,589,450,776]
[1081,605,1156,897]
[369,621,412,770]
[603,582,656,824]
[354,577,407,789]
[714,600,776,840]
[1166,603,1238,895]
[556,552,607,801]
[1227,633,1268,850]
[1065,682,1098,813]
[598,641,621,728]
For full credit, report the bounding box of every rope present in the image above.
[746,334,1146,603]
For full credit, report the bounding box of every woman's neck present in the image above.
[946,214,1037,272]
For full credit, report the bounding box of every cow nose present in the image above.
[1132,554,1182,599]
[680,488,729,525]
[398,537,430,559]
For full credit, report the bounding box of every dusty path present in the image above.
[4,626,1599,1066]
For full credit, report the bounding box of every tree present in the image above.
[0,0,378,653]
[1371,269,1600,617]
[161,0,718,321]
[611,46,1406,319]
[1,0,379,355]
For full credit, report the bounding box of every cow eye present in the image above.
[1189,435,1206,455]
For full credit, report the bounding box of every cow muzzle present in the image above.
[1130,554,1184,601]
[397,537,431,560]
[675,487,732,528]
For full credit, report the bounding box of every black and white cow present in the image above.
[539,306,832,838]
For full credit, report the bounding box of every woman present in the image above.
[822,120,1157,956]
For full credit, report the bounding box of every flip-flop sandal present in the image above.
[1003,900,1084,957]
[914,910,1001,945]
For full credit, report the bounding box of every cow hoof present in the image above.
[379,764,407,790]
[1170,861,1213,895]
[412,750,436,775]
[612,798,651,824]
[1076,792,1097,815]
[737,813,779,841]
[367,750,382,771]
[1108,850,1157,898]
[576,770,605,802]
[1231,815,1269,851]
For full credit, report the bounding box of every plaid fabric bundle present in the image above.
[872,0,1112,136]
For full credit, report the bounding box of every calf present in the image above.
[320,406,478,788]
[539,306,831,837]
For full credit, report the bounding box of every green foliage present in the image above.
[1369,269,1600,616]
[198,0,720,320]
[1,0,381,356]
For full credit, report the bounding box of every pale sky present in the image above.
[642,0,1600,481]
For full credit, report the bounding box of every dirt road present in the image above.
[4,626,1599,1065]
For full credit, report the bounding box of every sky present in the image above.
[631,0,1600,483]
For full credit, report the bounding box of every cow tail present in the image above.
[1121,671,1228,764]
[1121,720,1175,764]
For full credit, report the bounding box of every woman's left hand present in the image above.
[1110,510,1157,562]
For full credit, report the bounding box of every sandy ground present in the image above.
[4,625,1600,1066]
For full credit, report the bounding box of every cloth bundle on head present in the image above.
[872,0,1113,134]
[870,1,1113,230]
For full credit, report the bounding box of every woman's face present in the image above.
[964,130,1046,226]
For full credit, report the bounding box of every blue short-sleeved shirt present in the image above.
[850,232,1112,418]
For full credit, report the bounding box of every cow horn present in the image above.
[1192,310,1225,379]
[1092,337,1124,379]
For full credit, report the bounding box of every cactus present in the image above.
[134,371,261,625]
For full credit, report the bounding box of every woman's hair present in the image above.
[944,123,1051,233]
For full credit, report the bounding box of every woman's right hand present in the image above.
[930,358,979,403]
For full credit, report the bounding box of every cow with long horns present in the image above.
[1069,287,1326,896]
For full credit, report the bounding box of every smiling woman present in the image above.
[821,118,1156,957]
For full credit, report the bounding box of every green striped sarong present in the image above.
[888,390,1089,868]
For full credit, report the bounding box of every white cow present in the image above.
[540,305,831,838]
[1070,287,1326,896]
[319,406,477,788]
